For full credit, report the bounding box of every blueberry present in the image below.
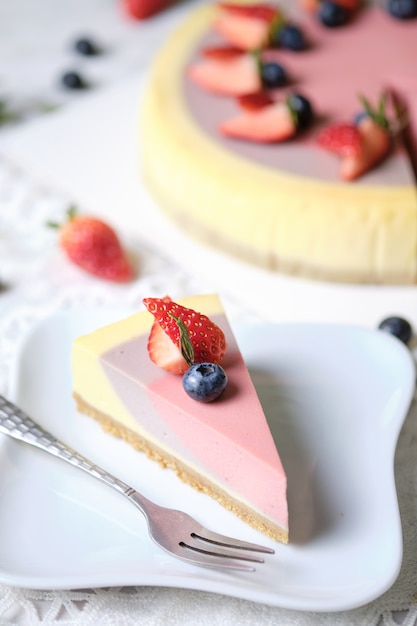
[61,71,86,89]
[388,0,417,19]
[182,363,228,403]
[287,93,313,129]
[260,62,288,88]
[378,316,413,345]
[277,24,306,51]
[319,1,349,27]
[74,37,99,56]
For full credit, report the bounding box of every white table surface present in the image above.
[2,1,417,624]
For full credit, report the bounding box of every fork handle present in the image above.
[0,394,152,512]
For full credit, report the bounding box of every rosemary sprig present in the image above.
[169,313,195,367]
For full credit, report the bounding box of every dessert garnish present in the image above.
[388,0,417,19]
[48,206,134,282]
[189,45,290,94]
[303,0,361,27]
[220,92,313,142]
[378,316,413,345]
[188,47,263,96]
[143,296,228,402]
[316,94,392,180]
[215,2,307,51]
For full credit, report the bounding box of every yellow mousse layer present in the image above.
[140,2,417,284]
[72,294,288,542]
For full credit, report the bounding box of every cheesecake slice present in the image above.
[71,294,288,542]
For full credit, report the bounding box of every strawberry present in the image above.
[143,297,227,375]
[318,95,391,181]
[49,206,133,282]
[220,100,295,142]
[214,2,281,50]
[214,3,307,52]
[220,92,313,143]
[238,91,275,111]
[189,47,290,95]
[202,45,249,60]
[121,0,174,19]
[334,0,361,9]
[188,47,262,96]
[300,0,320,12]
[340,116,390,181]
[217,2,278,21]
[316,123,363,157]
[301,0,361,11]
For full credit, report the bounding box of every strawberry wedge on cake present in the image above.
[71,294,288,542]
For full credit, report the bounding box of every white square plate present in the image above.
[0,309,414,611]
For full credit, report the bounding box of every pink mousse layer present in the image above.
[183,6,417,184]
[100,315,287,529]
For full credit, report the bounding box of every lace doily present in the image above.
[1,155,417,625]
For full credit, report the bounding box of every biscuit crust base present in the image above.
[73,392,288,544]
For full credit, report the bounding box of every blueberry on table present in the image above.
[73,37,99,56]
[261,62,288,88]
[378,316,413,345]
[319,1,349,27]
[182,363,228,403]
[388,0,417,19]
[61,71,86,89]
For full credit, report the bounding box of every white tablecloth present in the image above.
[2,1,417,624]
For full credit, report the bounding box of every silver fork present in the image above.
[0,395,274,571]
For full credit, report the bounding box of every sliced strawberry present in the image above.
[300,0,320,12]
[316,123,363,157]
[220,100,296,142]
[217,3,278,21]
[187,49,261,96]
[147,320,188,374]
[334,0,361,9]
[340,116,390,181]
[214,3,281,50]
[202,45,246,60]
[301,0,360,11]
[238,91,275,111]
[143,297,227,374]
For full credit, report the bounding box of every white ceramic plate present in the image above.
[0,309,415,611]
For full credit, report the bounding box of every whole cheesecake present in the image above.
[140,0,417,284]
[71,294,288,542]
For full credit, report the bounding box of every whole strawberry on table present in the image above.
[49,206,134,283]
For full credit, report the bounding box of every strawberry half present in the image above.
[220,92,313,143]
[316,123,363,157]
[49,207,134,282]
[188,47,261,95]
[318,95,391,180]
[238,91,275,111]
[143,297,227,375]
[334,0,362,9]
[214,2,281,50]
[340,116,390,181]
[301,0,361,11]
